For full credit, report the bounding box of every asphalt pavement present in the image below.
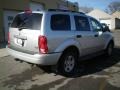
[0,30,120,90]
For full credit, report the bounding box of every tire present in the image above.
[58,50,78,76]
[105,42,114,57]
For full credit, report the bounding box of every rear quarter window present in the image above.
[51,14,71,31]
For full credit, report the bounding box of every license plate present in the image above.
[17,39,23,45]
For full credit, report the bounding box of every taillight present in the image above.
[38,36,48,54]
[8,32,10,47]
[24,8,32,14]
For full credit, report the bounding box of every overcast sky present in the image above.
[68,0,120,10]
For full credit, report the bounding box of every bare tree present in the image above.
[106,1,120,14]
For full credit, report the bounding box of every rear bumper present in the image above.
[7,47,61,65]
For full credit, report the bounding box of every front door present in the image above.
[89,17,105,52]
[74,15,99,56]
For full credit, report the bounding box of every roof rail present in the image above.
[48,9,85,15]
[48,9,69,12]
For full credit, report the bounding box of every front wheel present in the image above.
[58,50,78,76]
[105,42,114,56]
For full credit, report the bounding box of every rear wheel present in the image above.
[58,50,78,76]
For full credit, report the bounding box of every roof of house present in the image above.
[112,11,120,18]
[87,9,111,19]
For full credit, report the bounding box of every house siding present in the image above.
[88,9,120,30]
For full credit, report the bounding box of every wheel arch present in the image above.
[105,39,114,49]
[54,39,82,55]
[62,45,80,57]
[58,45,80,64]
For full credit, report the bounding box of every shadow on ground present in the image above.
[40,46,120,77]
[1,47,120,90]
[73,46,120,77]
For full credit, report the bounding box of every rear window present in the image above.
[74,16,90,31]
[11,13,42,30]
[51,14,71,31]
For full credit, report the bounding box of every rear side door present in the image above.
[9,13,43,54]
[74,15,99,56]
[46,13,75,53]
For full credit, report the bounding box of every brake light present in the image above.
[24,9,32,14]
[8,32,10,47]
[38,36,48,54]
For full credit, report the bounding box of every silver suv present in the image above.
[7,9,114,76]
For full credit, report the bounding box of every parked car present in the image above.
[7,9,114,76]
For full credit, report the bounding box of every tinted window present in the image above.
[74,16,90,31]
[90,18,102,32]
[11,13,42,30]
[51,14,71,31]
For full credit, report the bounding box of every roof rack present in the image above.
[48,9,85,15]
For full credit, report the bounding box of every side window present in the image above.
[74,16,90,31]
[90,18,102,32]
[51,14,71,31]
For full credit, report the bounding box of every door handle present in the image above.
[94,34,98,37]
[76,35,82,38]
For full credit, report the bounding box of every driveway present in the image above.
[0,30,120,90]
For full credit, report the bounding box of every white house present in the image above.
[87,9,112,30]
[111,11,120,29]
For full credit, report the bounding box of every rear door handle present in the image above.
[76,35,82,38]
[94,34,98,37]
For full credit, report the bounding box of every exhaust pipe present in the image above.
[15,58,23,63]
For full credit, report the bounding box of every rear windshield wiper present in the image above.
[18,17,28,29]
[18,27,28,31]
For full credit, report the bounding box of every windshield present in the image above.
[11,13,43,30]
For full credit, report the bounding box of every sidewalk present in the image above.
[0,43,9,58]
